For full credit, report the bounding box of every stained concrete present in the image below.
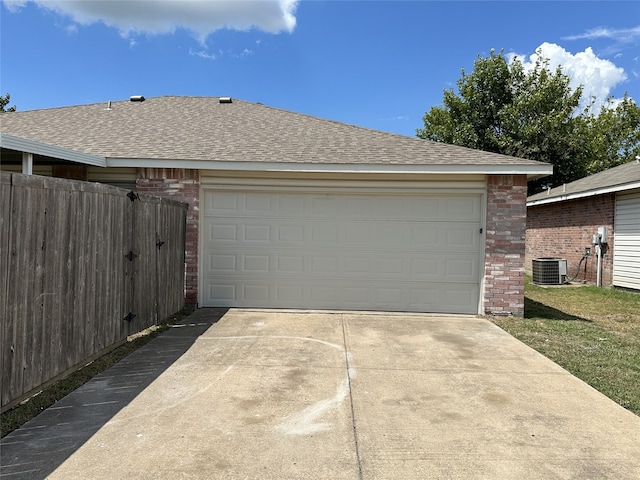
[2,309,639,479]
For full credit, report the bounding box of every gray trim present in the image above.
[0,133,106,167]
[527,180,640,206]
[107,157,552,178]
[528,160,640,205]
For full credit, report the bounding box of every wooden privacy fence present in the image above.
[1,172,187,411]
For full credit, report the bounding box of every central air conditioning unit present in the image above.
[532,258,568,285]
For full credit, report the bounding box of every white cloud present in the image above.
[189,48,218,61]
[2,0,299,41]
[562,26,640,43]
[509,43,627,114]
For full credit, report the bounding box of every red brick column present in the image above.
[484,175,528,316]
[136,168,200,307]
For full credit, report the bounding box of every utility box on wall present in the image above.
[532,258,568,285]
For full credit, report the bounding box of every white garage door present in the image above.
[201,188,483,313]
[613,190,640,290]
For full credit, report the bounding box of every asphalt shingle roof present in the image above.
[1,95,549,169]
[528,160,640,204]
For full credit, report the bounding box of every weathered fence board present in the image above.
[156,201,187,320]
[1,172,187,410]
[1,173,13,408]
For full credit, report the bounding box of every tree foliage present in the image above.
[581,95,640,174]
[417,50,640,194]
[1,93,16,112]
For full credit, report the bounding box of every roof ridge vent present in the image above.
[130,95,145,102]
[219,96,232,104]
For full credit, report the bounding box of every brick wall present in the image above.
[484,175,528,317]
[526,194,614,285]
[136,168,200,306]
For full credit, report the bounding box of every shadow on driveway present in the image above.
[0,308,228,480]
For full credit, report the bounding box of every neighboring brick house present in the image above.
[526,160,640,290]
[1,96,552,315]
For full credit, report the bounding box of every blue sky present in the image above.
[1,1,639,137]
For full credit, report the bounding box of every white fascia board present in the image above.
[106,157,553,177]
[527,181,640,206]
[0,133,106,167]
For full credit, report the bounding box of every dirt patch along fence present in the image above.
[1,172,188,411]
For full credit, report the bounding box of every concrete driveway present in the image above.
[2,309,640,479]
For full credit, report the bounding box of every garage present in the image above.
[200,185,484,314]
[613,189,640,290]
[3,96,553,316]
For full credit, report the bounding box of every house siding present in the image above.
[484,175,528,317]
[526,194,615,286]
[136,168,200,306]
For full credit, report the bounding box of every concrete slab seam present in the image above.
[342,315,364,480]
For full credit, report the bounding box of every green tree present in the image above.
[1,93,16,112]
[417,50,640,194]
[580,94,640,174]
[418,50,514,153]
[498,56,585,192]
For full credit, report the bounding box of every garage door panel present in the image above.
[245,193,272,212]
[203,250,479,281]
[311,256,338,273]
[311,224,339,242]
[276,285,304,302]
[201,189,482,313]
[311,196,340,216]
[243,255,270,272]
[205,218,480,250]
[244,225,271,242]
[278,195,305,213]
[244,284,270,301]
[207,191,481,220]
[206,191,238,212]
[208,283,236,302]
[278,225,305,242]
[202,275,481,311]
[446,227,478,247]
[445,197,481,217]
[210,254,236,271]
[277,255,304,272]
[202,273,481,313]
[209,224,237,241]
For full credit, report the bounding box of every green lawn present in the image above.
[492,277,640,416]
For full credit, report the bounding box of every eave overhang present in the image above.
[106,157,553,178]
[0,133,107,167]
[527,181,640,207]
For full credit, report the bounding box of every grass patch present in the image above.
[492,277,640,415]
[1,309,192,437]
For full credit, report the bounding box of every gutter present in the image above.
[106,157,554,178]
[527,180,640,206]
[0,133,107,167]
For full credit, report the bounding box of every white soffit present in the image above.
[0,133,107,167]
[106,157,553,178]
